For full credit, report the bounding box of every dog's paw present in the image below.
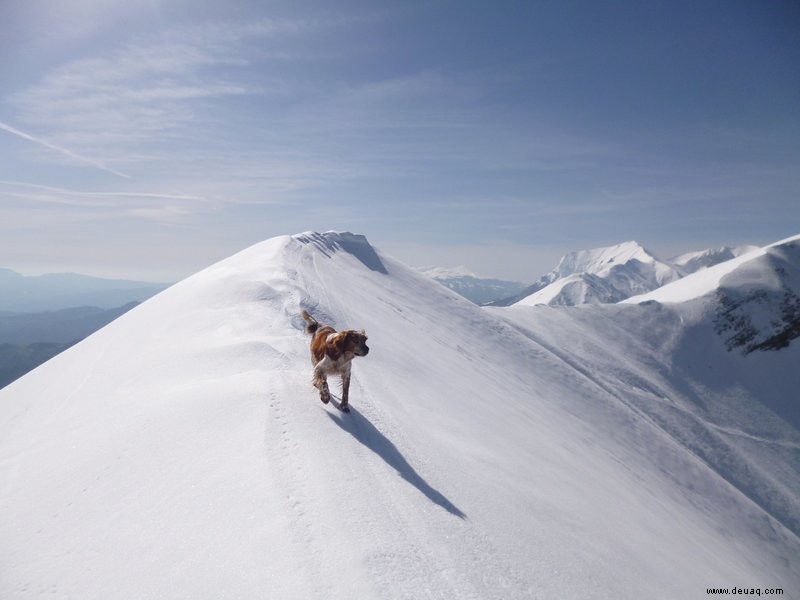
[339,402,350,413]
[320,392,331,404]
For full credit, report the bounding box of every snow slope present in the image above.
[1,232,798,599]
[515,272,626,306]
[490,296,800,537]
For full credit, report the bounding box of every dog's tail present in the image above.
[300,309,319,335]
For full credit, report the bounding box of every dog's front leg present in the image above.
[340,363,351,411]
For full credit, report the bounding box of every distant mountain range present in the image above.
[0,303,144,389]
[485,241,758,307]
[0,268,170,312]
[416,266,527,304]
[0,269,169,388]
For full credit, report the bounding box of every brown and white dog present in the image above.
[301,309,369,412]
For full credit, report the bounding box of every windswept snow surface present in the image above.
[1,232,798,599]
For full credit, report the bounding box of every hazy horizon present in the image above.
[0,231,781,284]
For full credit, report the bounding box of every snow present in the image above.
[514,273,624,306]
[625,234,800,304]
[507,241,682,307]
[671,245,760,274]
[1,231,798,599]
[552,240,658,278]
[511,241,775,309]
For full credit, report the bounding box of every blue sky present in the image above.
[1,0,798,282]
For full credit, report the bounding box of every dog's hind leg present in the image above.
[314,378,330,404]
[313,366,331,404]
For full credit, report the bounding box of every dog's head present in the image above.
[332,329,369,358]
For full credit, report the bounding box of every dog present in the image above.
[301,309,369,412]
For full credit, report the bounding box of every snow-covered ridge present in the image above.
[503,240,778,308]
[626,234,800,356]
[1,231,797,598]
[625,234,800,305]
[294,230,388,274]
[671,245,760,275]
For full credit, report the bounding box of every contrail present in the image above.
[0,180,205,202]
[0,120,131,179]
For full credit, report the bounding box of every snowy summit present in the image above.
[0,231,798,599]
[498,241,682,306]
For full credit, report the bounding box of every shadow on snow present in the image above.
[325,402,466,519]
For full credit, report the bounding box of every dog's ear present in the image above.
[327,332,348,358]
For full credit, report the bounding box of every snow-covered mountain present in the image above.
[500,241,763,308]
[1,231,797,599]
[514,272,627,306]
[0,268,169,312]
[496,241,683,306]
[670,245,760,275]
[492,233,800,545]
[417,265,527,305]
[628,235,800,355]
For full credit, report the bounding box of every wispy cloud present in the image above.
[0,180,208,202]
[0,119,130,178]
[0,180,215,223]
[5,20,303,170]
[6,12,479,177]
[9,64,251,167]
[6,12,529,192]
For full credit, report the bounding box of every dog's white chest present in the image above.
[314,353,352,376]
